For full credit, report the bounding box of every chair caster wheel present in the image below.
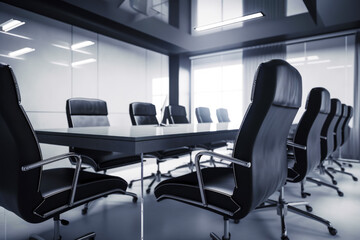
[301,192,311,198]
[281,235,289,240]
[128,183,133,188]
[353,177,358,181]
[328,227,337,236]
[341,168,345,172]
[132,197,138,203]
[332,180,337,185]
[82,208,88,215]
[234,219,240,224]
[146,189,151,194]
[305,205,313,212]
[349,164,353,168]
[337,191,344,197]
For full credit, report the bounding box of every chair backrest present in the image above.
[342,105,353,144]
[195,107,212,123]
[232,59,302,219]
[129,102,159,125]
[216,108,230,123]
[167,105,189,124]
[66,98,110,127]
[334,104,347,150]
[0,63,43,223]
[290,88,330,182]
[320,98,341,159]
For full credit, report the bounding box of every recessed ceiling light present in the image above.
[0,19,25,32]
[194,12,264,31]
[72,58,96,67]
[8,47,35,57]
[71,41,94,50]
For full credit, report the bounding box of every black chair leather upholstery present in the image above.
[288,88,330,183]
[129,102,158,125]
[216,108,230,123]
[320,99,342,160]
[0,63,129,239]
[195,107,213,123]
[167,105,189,124]
[66,98,141,172]
[333,104,348,151]
[155,59,302,238]
[342,105,353,145]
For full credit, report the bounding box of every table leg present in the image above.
[141,153,144,240]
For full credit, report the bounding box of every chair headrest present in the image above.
[0,63,21,103]
[169,105,186,117]
[130,102,157,116]
[67,98,108,116]
[305,87,330,114]
[330,99,342,116]
[251,59,302,108]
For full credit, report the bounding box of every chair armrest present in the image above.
[287,140,306,150]
[194,151,251,206]
[22,152,83,207]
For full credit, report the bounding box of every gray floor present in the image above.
[1,153,359,240]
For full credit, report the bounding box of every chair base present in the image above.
[306,177,344,197]
[202,155,231,168]
[209,217,231,240]
[327,167,358,182]
[129,159,172,194]
[256,187,337,239]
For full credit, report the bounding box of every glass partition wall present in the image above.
[0,2,169,239]
[191,34,356,153]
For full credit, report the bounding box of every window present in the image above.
[192,52,244,124]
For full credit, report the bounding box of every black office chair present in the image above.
[0,63,132,240]
[326,103,358,181]
[66,98,139,213]
[66,98,141,172]
[318,99,342,185]
[216,108,230,123]
[195,107,229,167]
[129,102,192,194]
[283,88,337,235]
[155,59,302,240]
[335,105,359,165]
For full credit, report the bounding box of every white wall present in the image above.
[0,3,169,159]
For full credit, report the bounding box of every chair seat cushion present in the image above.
[73,148,141,171]
[197,141,228,150]
[37,168,128,216]
[154,167,240,217]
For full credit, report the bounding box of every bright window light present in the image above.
[194,12,264,31]
[71,41,94,50]
[8,47,35,57]
[0,19,25,32]
[71,58,96,67]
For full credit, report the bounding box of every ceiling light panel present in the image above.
[1,19,25,32]
[71,41,95,50]
[194,12,264,31]
[8,47,35,57]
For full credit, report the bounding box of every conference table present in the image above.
[35,123,239,239]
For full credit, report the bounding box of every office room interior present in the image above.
[0,0,360,239]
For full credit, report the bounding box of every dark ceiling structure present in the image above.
[1,0,360,56]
